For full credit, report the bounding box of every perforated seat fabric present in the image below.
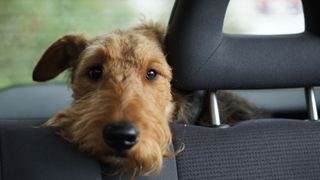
[171,119,320,180]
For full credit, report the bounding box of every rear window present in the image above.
[223,0,304,35]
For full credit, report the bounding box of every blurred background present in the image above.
[224,0,304,34]
[0,0,304,90]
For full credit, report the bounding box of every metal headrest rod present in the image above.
[305,87,319,121]
[209,91,229,128]
[209,91,221,126]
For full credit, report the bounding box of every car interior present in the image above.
[1,0,320,179]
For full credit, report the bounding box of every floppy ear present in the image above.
[32,34,87,82]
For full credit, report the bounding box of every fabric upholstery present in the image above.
[171,119,320,180]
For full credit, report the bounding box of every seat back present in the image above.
[164,0,320,179]
[166,0,320,90]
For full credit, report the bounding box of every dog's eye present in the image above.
[88,64,103,80]
[146,69,157,80]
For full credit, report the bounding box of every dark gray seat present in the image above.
[171,119,320,179]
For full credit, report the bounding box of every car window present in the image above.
[0,0,174,90]
[223,0,304,35]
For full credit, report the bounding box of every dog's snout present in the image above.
[103,123,139,151]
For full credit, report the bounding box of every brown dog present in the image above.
[33,23,175,177]
[32,22,260,177]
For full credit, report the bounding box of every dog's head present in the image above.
[33,23,175,175]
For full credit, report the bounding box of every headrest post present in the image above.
[209,91,221,126]
[305,87,319,120]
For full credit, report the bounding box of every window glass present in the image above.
[223,0,304,35]
[0,0,174,90]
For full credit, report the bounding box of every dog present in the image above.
[32,22,261,177]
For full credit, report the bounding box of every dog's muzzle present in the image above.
[103,123,139,152]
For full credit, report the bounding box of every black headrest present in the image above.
[165,0,320,90]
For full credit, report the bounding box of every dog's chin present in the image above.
[100,146,164,176]
[114,151,128,158]
[102,151,130,165]
[108,155,127,164]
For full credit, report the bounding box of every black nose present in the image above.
[103,123,139,151]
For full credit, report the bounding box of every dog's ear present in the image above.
[33,34,87,82]
[134,22,166,48]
